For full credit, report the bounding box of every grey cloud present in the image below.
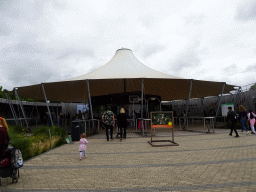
[0,20,12,36]
[170,41,201,72]
[253,48,256,54]
[4,59,57,86]
[222,64,239,76]
[245,63,256,71]
[139,15,157,28]
[1,36,48,55]
[183,14,206,25]
[0,0,45,21]
[235,0,256,21]
[141,44,166,58]
[57,49,94,60]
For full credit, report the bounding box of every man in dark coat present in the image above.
[227,107,239,137]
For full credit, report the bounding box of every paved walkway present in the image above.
[1,128,256,191]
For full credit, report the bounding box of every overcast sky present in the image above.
[1,0,256,91]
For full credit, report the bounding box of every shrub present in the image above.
[33,126,67,138]
[8,124,25,134]
[8,133,32,161]
[32,126,50,137]
[50,126,67,138]
[53,137,66,148]
[7,125,67,161]
[28,134,48,143]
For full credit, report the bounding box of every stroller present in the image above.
[0,142,23,186]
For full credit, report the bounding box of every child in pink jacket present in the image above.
[79,133,88,160]
[248,110,256,134]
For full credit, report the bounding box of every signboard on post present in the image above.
[149,111,178,147]
[151,112,173,128]
[221,103,234,116]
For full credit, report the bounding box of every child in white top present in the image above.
[79,133,88,160]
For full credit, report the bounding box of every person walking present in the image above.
[79,133,88,160]
[247,110,256,134]
[238,105,249,134]
[117,108,128,141]
[102,106,115,141]
[227,107,239,137]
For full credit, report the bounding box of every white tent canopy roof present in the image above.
[66,48,181,81]
[17,48,236,103]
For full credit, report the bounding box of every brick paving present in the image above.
[1,128,256,191]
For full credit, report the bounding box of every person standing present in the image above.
[78,110,82,119]
[238,105,249,134]
[117,108,128,141]
[227,107,239,137]
[102,106,115,141]
[247,110,256,134]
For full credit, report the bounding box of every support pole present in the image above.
[86,80,94,130]
[141,79,144,136]
[41,84,54,127]
[185,79,193,129]
[133,101,135,129]
[4,92,18,125]
[14,88,29,129]
[65,102,67,131]
[214,82,226,127]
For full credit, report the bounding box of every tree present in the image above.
[0,86,5,98]
[249,83,256,91]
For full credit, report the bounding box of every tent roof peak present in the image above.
[116,48,132,52]
[66,48,180,81]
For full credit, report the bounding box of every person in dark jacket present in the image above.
[227,107,239,137]
[117,108,128,141]
[102,106,115,141]
[0,117,10,166]
[238,105,249,134]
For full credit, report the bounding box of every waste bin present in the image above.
[71,120,85,141]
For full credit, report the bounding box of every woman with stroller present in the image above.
[0,117,10,166]
[117,108,128,142]
[248,110,256,134]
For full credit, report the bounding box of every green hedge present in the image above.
[32,125,67,138]
[7,125,68,161]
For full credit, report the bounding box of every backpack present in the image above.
[11,149,23,169]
